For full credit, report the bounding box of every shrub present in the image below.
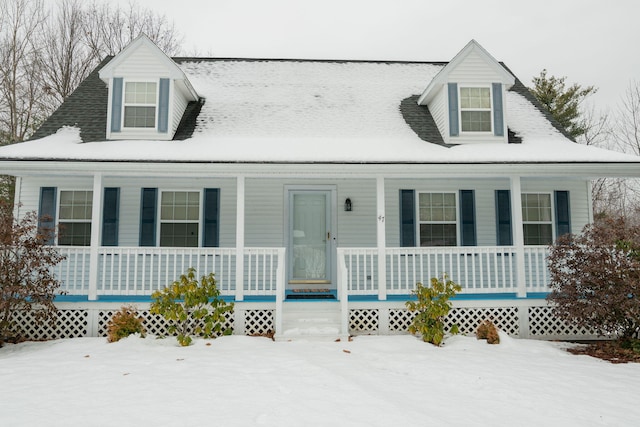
[107,305,145,342]
[547,216,640,341]
[406,276,461,346]
[0,201,65,344]
[150,268,234,346]
[476,320,500,344]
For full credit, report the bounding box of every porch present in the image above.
[53,245,551,338]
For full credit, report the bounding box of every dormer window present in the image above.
[460,87,492,132]
[124,81,157,128]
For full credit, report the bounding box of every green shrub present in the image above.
[150,268,234,346]
[406,276,461,346]
[107,305,145,342]
[476,320,500,344]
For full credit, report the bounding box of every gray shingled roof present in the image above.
[29,57,569,147]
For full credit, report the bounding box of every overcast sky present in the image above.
[129,0,639,112]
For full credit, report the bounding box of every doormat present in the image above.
[291,288,331,293]
[286,294,336,300]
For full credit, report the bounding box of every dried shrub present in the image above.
[547,216,640,341]
[476,320,500,344]
[0,201,65,344]
[107,305,145,342]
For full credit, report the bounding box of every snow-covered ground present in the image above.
[1,334,639,426]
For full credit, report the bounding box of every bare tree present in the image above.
[39,0,99,105]
[83,0,183,58]
[0,0,49,145]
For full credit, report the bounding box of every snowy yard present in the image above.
[1,334,639,426]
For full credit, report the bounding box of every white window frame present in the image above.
[459,85,493,134]
[122,79,159,130]
[158,189,202,248]
[56,189,93,246]
[417,191,459,247]
[521,192,554,246]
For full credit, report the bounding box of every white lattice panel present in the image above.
[388,307,519,336]
[244,310,274,336]
[388,308,415,332]
[528,306,595,337]
[349,309,379,333]
[10,310,88,340]
[447,307,519,336]
[98,310,234,338]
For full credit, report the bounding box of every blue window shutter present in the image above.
[460,190,476,246]
[203,188,220,247]
[448,83,459,137]
[399,190,416,247]
[555,191,571,238]
[139,188,157,246]
[158,78,170,133]
[492,82,504,137]
[495,190,513,245]
[38,187,57,245]
[111,77,123,133]
[102,188,120,246]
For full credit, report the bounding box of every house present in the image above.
[2,35,639,341]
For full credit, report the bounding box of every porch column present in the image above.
[510,176,527,298]
[235,175,245,301]
[12,176,22,219]
[377,176,387,300]
[88,173,103,301]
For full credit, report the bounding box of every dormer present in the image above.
[99,34,199,141]
[418,40,515,145]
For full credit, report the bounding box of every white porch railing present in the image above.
[338,246,551,296]
[55,247,285,298]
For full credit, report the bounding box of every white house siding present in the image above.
[111,46,172,79]
[428,86,447,145]
[521,178,590,236]
[384,177,591,247]
[447,49,503,83]
[243,178,377,248]
[171,85,189,135]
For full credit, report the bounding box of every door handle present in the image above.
[327,231,331,240]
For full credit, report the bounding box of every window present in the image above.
[460,87,492,132]
[123,81,157,128]
[522,193,553,245]
[58,190,92,246]
[418,192,457,246]
[160,191,200,247]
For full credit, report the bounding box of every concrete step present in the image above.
[275,301,348,341]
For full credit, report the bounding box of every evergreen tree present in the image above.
[530,69,597,139]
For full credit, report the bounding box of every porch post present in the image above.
[235,175,245,301]
[12,176,22,219]
[376,176,387,300]
[88,173,103,301]
[510,176,527,298]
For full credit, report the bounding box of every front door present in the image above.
[288,190,333,286]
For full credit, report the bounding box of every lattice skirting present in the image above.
[387,307,519,336]
[9,301,600,341]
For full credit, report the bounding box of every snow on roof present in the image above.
[0,59,638,164]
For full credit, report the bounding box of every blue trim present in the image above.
[38,187,57,245]
[242,295,276,302]
[459,190,476,246]
[495,190,513,246]
[203,188,220,247]
[111,77,123,133]
[399,189,416,247]
[157,78,170,133]
[448,82,459,136]
[492,82,504,136]
[54,295,89,302]
[102,187,120,246]
[139,188,157,246]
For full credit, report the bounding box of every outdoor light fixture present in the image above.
[344,198,352,212]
